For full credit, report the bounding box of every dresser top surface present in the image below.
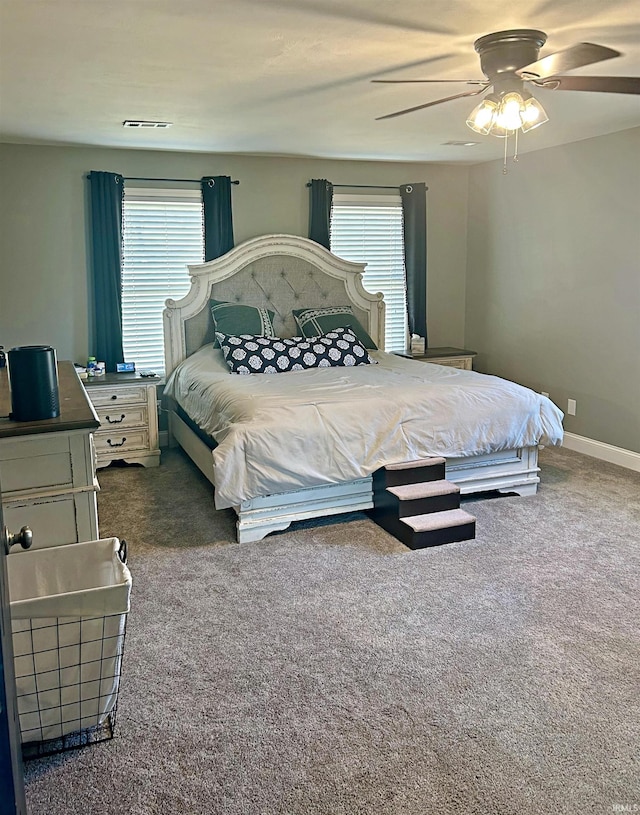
[0,361,99,438]
[413,347,477,359]
[84,371,160,387]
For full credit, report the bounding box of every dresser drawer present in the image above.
[4,491,98,551]
[0,434,73,494]
[96,404,148,430]
[94,428,150,455]
[89,385,148,407]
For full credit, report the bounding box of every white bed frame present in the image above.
[163,234,540,543]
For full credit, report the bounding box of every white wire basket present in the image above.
[8,538,132,757]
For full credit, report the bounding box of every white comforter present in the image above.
[164,346,564,509]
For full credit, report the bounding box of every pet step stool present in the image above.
[369,457,476,549]
[384,480,461,517]
[374,456,447,487]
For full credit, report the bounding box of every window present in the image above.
[330,194,407,353]
[121,188,204,372]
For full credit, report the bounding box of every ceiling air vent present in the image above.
[123,120,173,129]
[443,140,479,146]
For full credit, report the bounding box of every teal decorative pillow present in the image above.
[292,306,377,350]
[210,300,276,347]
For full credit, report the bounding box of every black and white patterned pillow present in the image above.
[216,327,376,375]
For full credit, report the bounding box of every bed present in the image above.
[163,233,564,543]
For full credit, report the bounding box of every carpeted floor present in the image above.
[23,446,640,815]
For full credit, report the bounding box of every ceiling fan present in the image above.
[373,29,640,135]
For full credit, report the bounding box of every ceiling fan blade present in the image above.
[376,87,487,121]
[372,79,487,85]
[517,42,620,79]
[535,75,640,95]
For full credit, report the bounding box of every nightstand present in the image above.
[411,347,477,370]
[84,373,160,468]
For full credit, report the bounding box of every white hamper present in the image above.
[8,537,132,757]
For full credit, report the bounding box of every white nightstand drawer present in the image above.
[89,385,148,407]
[96,404,148,430]
[410,348,476,371]
[436,358,471,370]
[94,428,149,455]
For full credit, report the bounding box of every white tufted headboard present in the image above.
[163,234,386,375]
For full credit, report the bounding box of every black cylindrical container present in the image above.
[8,346,60,421]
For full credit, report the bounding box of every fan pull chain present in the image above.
[502,130,521,175]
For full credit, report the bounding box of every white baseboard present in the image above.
[562,432,640,473]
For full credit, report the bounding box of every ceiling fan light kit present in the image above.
[466,33,552,152]
[466,90,549,136]
[373,27,640,173]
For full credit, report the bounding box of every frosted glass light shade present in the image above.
[520,96,549,132]
[466,97,498,134]
[495,92,526,130]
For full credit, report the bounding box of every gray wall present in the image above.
[465,127,640,453]
[0,143,469,363]
[2,132,639,453]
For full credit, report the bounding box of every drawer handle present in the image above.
[106,437,127,448]
[106,414,126,424]
[110,394,118,400]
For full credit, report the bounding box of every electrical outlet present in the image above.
[541,391,549,398]
[567,398,577,416]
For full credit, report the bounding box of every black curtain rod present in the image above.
[124,176,240,185]
[306,182,428,190]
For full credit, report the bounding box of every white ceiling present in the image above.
[1,0,639,164]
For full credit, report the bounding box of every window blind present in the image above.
[121,188,204,372]
[330,194,408,353]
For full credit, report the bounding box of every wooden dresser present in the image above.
[0,361,100,550]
